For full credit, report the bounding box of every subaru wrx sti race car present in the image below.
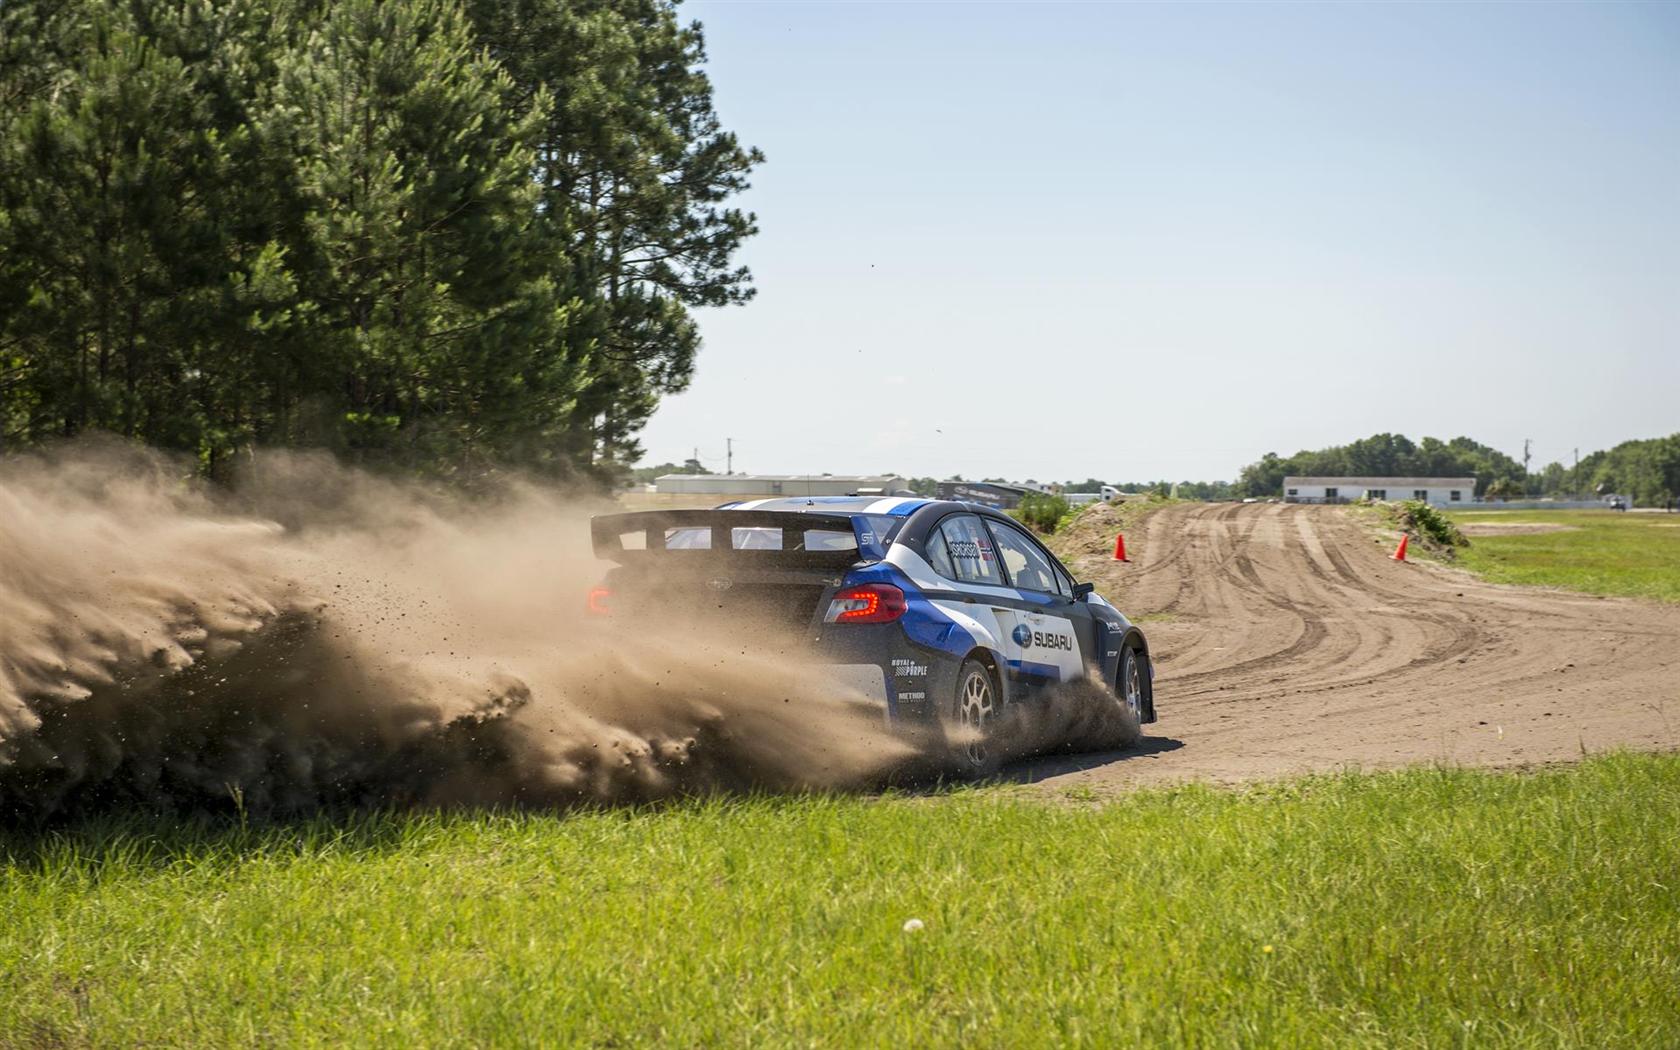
[589,497,1155,770]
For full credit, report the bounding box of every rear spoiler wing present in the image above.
[590,510,893,569]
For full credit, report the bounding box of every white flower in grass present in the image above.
[902,918,925,933]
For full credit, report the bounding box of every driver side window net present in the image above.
[937,515,1004,586]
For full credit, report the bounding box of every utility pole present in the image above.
[1523,438,1531,474]
[1573,447,1580,499]
[726,437,734,476]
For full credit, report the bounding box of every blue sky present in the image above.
[638,1,1679,482]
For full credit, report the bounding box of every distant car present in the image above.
[590,497,1155,770]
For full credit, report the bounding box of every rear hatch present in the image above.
[590,510,899,640]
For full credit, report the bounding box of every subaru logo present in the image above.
[1011,623,1033,647]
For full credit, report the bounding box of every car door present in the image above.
[981,517,1096,687]
[922,513,1022,681]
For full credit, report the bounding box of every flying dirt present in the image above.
[0,444,1135,822]
[1033,501,1680,787]
[0,444,925,821]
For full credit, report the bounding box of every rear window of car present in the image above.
[936,514,1004,586]
[665,526,711,549]
[728,527,859,551]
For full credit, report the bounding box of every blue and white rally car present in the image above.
[590,497,1155,769]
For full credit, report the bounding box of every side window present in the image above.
[937,514,1004,586]
[924,528,956,578]
[986,519,1061,594]
[1053,561,1076,598]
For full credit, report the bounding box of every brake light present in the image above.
[824,583,907,624]
[586,586,611,615]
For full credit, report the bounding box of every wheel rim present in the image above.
[958,668,996,766]
[1123,656,1143,721]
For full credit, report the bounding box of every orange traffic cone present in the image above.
[1114,533,1130,562]
[1391,534,1409,561]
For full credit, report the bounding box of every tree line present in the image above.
[1237,432,1680,505]
[0,0,759,480]
[898,431,1680,507]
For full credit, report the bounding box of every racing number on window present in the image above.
[937,515,1004,586]
[986,520,1062,594]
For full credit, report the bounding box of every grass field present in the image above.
[5,754,1679,1048]
[1447,509,1680,603]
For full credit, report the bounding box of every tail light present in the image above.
[824,583,907,624]
[586,586,611,615]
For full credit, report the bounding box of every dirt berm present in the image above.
[1024,501,1680,787]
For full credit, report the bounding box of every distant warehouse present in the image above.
[1283,476,1477,506]
[655,474,908,497]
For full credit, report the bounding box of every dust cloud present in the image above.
[0,442,917,821]
[992,679,1140,766]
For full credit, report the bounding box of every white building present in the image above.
[1282,476,1477,506]
[654,473,908,497]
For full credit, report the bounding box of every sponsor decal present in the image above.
[891,658,929,678]
[1013,622,1074,651]
[707,577,733,592]
[897,691,927,702]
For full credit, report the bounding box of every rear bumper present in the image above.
[825,663,892,706]
[811,624,958,725]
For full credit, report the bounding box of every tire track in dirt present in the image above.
[1031,502,1680,787]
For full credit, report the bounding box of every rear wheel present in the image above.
[951,657,1000,774]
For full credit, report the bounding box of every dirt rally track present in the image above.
[1026,502,1680,788]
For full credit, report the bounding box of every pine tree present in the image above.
[260,0,571,473]
[464,0,763,477]
[3,2,205,446]
[0,0,305,471]
[0,0,760,481]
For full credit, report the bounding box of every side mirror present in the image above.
[1072,581,1095,600]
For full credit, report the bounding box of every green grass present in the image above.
[1448,509,1680,602]
[5,754,1680,1047]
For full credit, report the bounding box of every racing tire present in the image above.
[1118,643,1150,729]
[950,657,1002,777]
